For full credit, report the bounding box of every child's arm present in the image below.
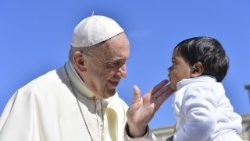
[174,86,217,141]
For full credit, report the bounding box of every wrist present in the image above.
[125,123,148,138]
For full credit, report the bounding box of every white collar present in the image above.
[176,76,217,90]
[65,61,95,99]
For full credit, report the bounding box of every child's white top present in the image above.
[173,76,242,141]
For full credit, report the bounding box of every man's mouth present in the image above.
[109,80,119,86]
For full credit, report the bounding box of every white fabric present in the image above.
[173,76,243,141]
[0,62,154,141]
[71,15,124,48]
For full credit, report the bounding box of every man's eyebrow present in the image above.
[108,56,128,61]
[106,57,128,63]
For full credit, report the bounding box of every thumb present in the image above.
[132,85,141,104]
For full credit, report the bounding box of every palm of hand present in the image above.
[127,80,173,136]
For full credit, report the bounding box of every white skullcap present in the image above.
[71,15,124,48]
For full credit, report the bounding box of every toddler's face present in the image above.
[168,50,192,91]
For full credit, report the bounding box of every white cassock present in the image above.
[173,76,243,141]
[0,62,155,141]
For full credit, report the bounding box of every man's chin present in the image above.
[104,89,116,98]
[110,88,116,95]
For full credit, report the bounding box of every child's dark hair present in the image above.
[174,36,229,82]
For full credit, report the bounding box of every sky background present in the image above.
[1,0,250,129]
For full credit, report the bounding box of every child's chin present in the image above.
[170,83,177,91]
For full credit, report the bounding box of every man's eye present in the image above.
[106,60,126,69]
[106,63,116,68]
[107,62,121,68]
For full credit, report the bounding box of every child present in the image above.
[167,36,243,141]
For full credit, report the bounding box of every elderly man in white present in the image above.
[0,15,172,141]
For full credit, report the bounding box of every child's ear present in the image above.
[191,62,204,77]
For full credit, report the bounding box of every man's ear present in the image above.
[72,51,87,72]
[191,62,204,77]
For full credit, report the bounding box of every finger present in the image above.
[154,91,170,110]
[152,82,172,98]
[151,79,169,94]
[131,85,141,105]
[142,90,152,105]
[153,86,174,110]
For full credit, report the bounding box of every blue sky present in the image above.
[1,0,250,129]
